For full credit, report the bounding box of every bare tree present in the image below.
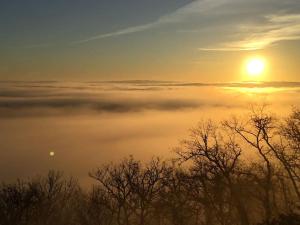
[89,157,137,225]
[224,106,300,222]
[127,158,167,225]
[0,171,80,225]
[157,165,196,225]
[278,109,300,199]
[223,106,277,224]
[76,186,115,225]
[177,120,249,225]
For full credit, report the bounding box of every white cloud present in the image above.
[204,13,300,51]
[73,0,300,50]
[72,23,157,44]
[72,0,227,44]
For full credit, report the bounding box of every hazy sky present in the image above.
[1,0,300,81]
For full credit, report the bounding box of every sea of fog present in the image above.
[0,80,299,186]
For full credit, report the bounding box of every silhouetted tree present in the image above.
[0,171,80,225]
[177,120,250,225]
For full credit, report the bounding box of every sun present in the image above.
[246,58,265,78]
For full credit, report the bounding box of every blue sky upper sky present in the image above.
[0,0,192,45]
[1,0,300,81]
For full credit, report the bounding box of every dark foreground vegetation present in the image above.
[1,107,300,225]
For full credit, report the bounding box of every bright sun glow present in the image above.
[246,58,265,77]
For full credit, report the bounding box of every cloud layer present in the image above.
[0,80,299,118]
[0,80,299,185]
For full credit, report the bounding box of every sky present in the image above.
[1,0,300,82]
[1,1,300,184]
